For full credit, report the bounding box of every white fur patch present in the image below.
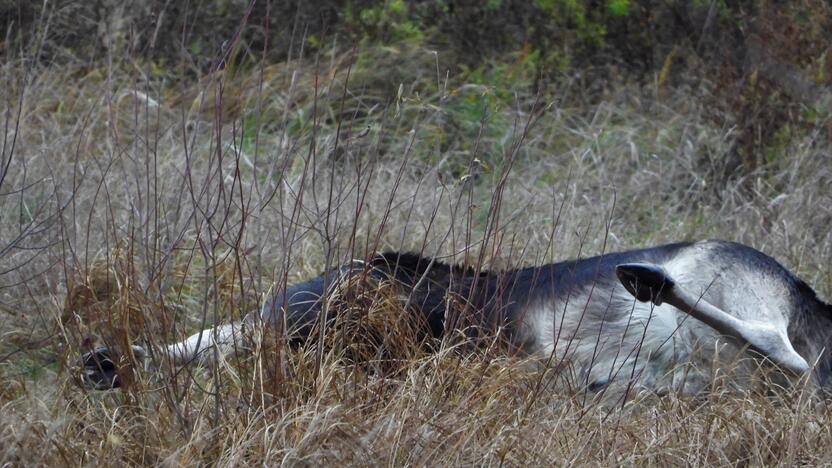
[524,240,802,394]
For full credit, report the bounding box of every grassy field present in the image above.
[2,35,832,465]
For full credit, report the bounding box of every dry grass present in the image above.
[1,37,832,465]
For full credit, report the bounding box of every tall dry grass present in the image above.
[1,31,831,466]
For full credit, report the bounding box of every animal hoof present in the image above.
[615,263,675,305]
[81,347,121,390]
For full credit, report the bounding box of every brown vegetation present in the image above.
[1,1,832,465]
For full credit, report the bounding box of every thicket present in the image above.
[2,1,828,81]
[3,0,830,175]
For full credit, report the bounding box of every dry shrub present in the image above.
[62,247,162,350]
[317,271,427,368]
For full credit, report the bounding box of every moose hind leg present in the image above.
[164,314,258,366]
[615,262,810,375]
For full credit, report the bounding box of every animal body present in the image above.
[82,240,832,395]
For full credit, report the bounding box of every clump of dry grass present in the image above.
[1,24,832,465]
[317,270,428,366]
[62,245,165,349]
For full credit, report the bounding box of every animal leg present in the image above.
[615,262,810,375]
[162,316,256,365]
[81,315,257,389]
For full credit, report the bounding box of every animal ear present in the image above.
[615,263,675,305]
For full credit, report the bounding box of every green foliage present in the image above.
[485,0,503,11]
[0,0,763,82]
[607,0,630,16]
[349,0,425,45]
[462,50,540,97]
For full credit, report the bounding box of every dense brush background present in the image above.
[1,0,832,465]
